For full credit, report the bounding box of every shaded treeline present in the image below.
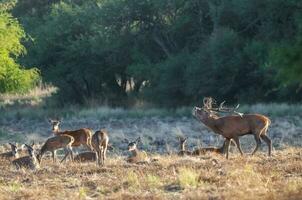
[2,0,302,107]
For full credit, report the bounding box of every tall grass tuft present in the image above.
[178,167,199,188]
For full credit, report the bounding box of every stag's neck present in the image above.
[200,116,222,135]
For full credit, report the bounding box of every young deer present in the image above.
[192,140,228,156]
[0,143,19,160]
[126,137,148,163]
[194,97,272,159]
[37,135,74,164]
[177,137,192,156]
[12,143,39,170]
[74,151,96,162]
[49,119,93,151]
[92,130,109,166]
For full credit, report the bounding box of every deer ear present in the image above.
[123,138,129,144]
[9,142,15,147]
[136,137,141,143]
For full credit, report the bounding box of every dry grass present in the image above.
[0,148,301,200]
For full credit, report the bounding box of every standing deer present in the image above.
[37,135,74,163]
[0,143,19,159]
[49,119,93,151]
[193,97,272,159]
[12,143,39,170]
[177,137,192,156]
[91,130,109,166]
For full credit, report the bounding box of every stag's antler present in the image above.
[205,98,243,117]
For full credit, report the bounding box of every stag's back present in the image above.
[219,114,270,135]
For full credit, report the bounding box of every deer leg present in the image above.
[260,135,272,156]
[252,134,261,155]
[60,148,69,163]
[225,139,231,159]
[52,150,56,163]
[103,146,107,164]
[233,137,244,156]
[69,147,74,161]
[100,149,104,165]
[86,137,93,151]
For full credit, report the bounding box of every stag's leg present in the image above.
[260,135,272,156]
[225,139,231,159]
[252,134,261,155]
[233,137,244,156]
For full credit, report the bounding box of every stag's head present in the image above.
[49,119,61,132]
[193,97,217,120]
[193,97,242,120]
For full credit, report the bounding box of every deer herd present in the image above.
[0,97,272,170]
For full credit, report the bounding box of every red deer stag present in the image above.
[49,119,93,151]
[193,97,272,159]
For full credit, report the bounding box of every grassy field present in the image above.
[0,148,301,200]
[0,88,302,199]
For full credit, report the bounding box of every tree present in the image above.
[0,9,39,93]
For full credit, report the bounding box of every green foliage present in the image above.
[10,0,302,106]
[0,11,39,93]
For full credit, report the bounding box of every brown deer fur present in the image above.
[194,99,272,159]
[92,130,109,165]
[49,120,93,151]
[37,135,74,163]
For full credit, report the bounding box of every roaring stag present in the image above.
[193,97,272,159]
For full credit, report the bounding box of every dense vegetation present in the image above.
[1,0,302,106]
[0,2,39,93]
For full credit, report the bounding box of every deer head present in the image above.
[49,119,61,132]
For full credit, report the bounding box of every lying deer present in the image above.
[49,119,93,151]
[12,143,39,170]
[125,137,149,163]
[0,143,19,160]
[193,97,272,159]
[192,140,228,156]
[92,130,109,166]
[74,151,96,162]
[177,137,192,156]
[37,135,74,163]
